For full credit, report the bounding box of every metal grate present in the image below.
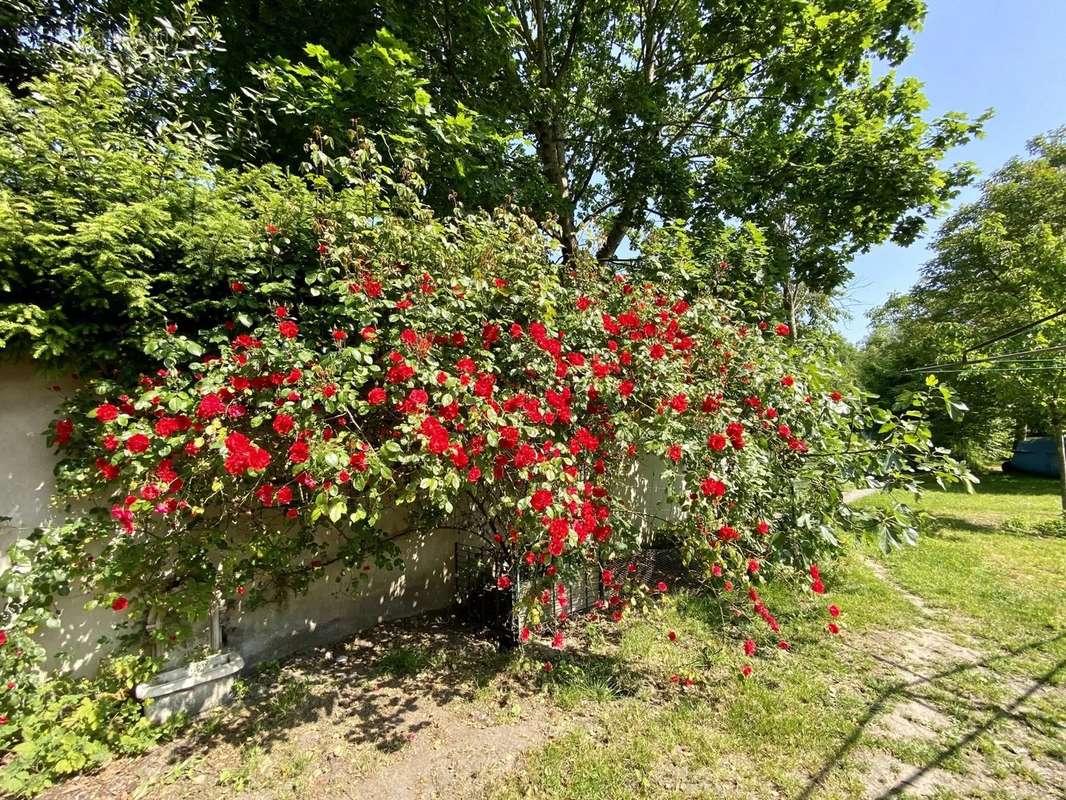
[454,542,685,645]
[453,542,519,646]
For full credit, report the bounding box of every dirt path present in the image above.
[38,617,568,800]
[846,562,1065,799]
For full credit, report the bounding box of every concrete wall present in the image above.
[224,521,458,667]
[0,361,458,676]
[1,360,678,676]
[0,362,120,675]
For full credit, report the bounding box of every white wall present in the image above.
[0,362,120,675]
[1,360,677,676]
[225,525,458,666]
[0,361,458,676]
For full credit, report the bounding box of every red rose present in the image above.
[828,623,840,634]
[497,575,512,590]
[700,477,726,497]
[743,639,756,656]
[126,433,151,453]
[707,433,727,451]
[288,441,310,464]
[367,387,387,405]
[667,444,682,462]
[111,596,129,612]
[531,489,553,512]
[197,393,226,420]
[54,418,73,445]
[96,403,119,422]
[741,664,753,678]
[775,323,791,336]
[619,380,634,397]
[278,320,299,339]
[828,604,841,618]
[273,414,295,435]
[0,630,6,646]
[386,364,415,384]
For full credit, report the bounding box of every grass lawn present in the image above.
[491,471,1065,800]
[34,473,1065,800]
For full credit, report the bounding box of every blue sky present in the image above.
[837,0,1066,343]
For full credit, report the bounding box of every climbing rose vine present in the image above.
[5,164,972,718]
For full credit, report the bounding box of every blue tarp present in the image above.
[1006,437,1061,478]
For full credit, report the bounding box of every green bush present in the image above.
[0,655,183,798]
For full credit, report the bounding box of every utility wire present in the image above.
[900,345,1066,374]
[911,364,1066,375]
[962,307,1066,356]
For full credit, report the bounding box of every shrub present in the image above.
[0,655,181,798]
[26,153,974,657]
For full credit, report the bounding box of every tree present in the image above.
[704,65,986,329]
[399,0,982,282]
[863,129,1066,507]
[4,1,982,302]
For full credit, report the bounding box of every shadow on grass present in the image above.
[798,632,1066,800]
[917,512,1066,540]
[969,472,1059,497]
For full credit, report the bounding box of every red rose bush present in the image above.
[5,164,973,714]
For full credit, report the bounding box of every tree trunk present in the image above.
[783,280,800,336]
[596,198,638,263]
[533,120,579,260]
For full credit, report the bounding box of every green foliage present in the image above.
[0,31,364,372]
[5,2,981,299]
[239,29,518,209]
[706,64,987,294]
[0,655,181,799]
[860,128,1066,465]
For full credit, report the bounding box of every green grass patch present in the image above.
[489,475,1066,800]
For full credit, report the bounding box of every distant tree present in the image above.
[862,129,1066,506]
